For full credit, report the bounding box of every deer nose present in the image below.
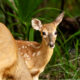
[49,42,54,48]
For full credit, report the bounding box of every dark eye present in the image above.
[55,31,57,35]
[42,32,46,35]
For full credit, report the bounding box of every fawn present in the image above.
[0,23,33,80]
[16,12,64,80]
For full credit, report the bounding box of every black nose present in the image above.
[49,42,54,48]
[50,44,54,47]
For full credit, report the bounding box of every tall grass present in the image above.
[0,0,80,79]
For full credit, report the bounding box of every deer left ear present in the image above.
[31,18,42,31]
[53,12,64,27]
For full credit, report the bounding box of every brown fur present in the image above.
[0,23,33,80]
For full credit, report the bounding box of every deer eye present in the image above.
[54,31,57,35]
[42,32,46,35]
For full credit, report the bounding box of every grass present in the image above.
[0,0,80,80]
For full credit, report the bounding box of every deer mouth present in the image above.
[50,44,55,48]
[48,42,55,48]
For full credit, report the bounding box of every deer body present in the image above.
[16,39,53,72]
[16,40,53,80]
[0,23,33,80]
[16,12,64,80]
[4,53,33,80]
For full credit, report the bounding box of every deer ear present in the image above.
[53,12,64,27]
[31,18,42,31]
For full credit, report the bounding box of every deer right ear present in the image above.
[31,18,42,31]
[53,12,64,27]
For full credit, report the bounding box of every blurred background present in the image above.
[0,0,80,79]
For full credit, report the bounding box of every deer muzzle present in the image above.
[48,34,55,48]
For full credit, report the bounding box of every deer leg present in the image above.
[0,73,3,80]
[33,76,38,80]
[13,54,33,80]
[33,74,39,80]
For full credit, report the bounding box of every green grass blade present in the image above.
[29,28,34,41]
[64,31,80,45]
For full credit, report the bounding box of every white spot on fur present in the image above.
[25,61,28,64]
[25,61,31,67]
[52,31,57,37]
[22,45,25,48]
[24,53,29,58]
[37,51,40,56]
[32,52,36,56]
[24,54,31,60]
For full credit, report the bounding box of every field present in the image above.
[0,0,80,79]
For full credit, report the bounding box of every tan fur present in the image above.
[0,23,33,80]
[0,23,17,71]
[16,12,64,80]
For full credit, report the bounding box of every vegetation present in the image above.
[0,0,80,79]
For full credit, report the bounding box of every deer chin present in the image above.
[49,44,55,49]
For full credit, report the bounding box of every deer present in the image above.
[16,12,64,80]
[0,23,33,80]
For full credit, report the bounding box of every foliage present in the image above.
[0,0,80,79]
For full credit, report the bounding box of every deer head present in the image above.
[31,12,64,48]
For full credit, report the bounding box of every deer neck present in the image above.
[41,38,53,52]
[39,38,54,65]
